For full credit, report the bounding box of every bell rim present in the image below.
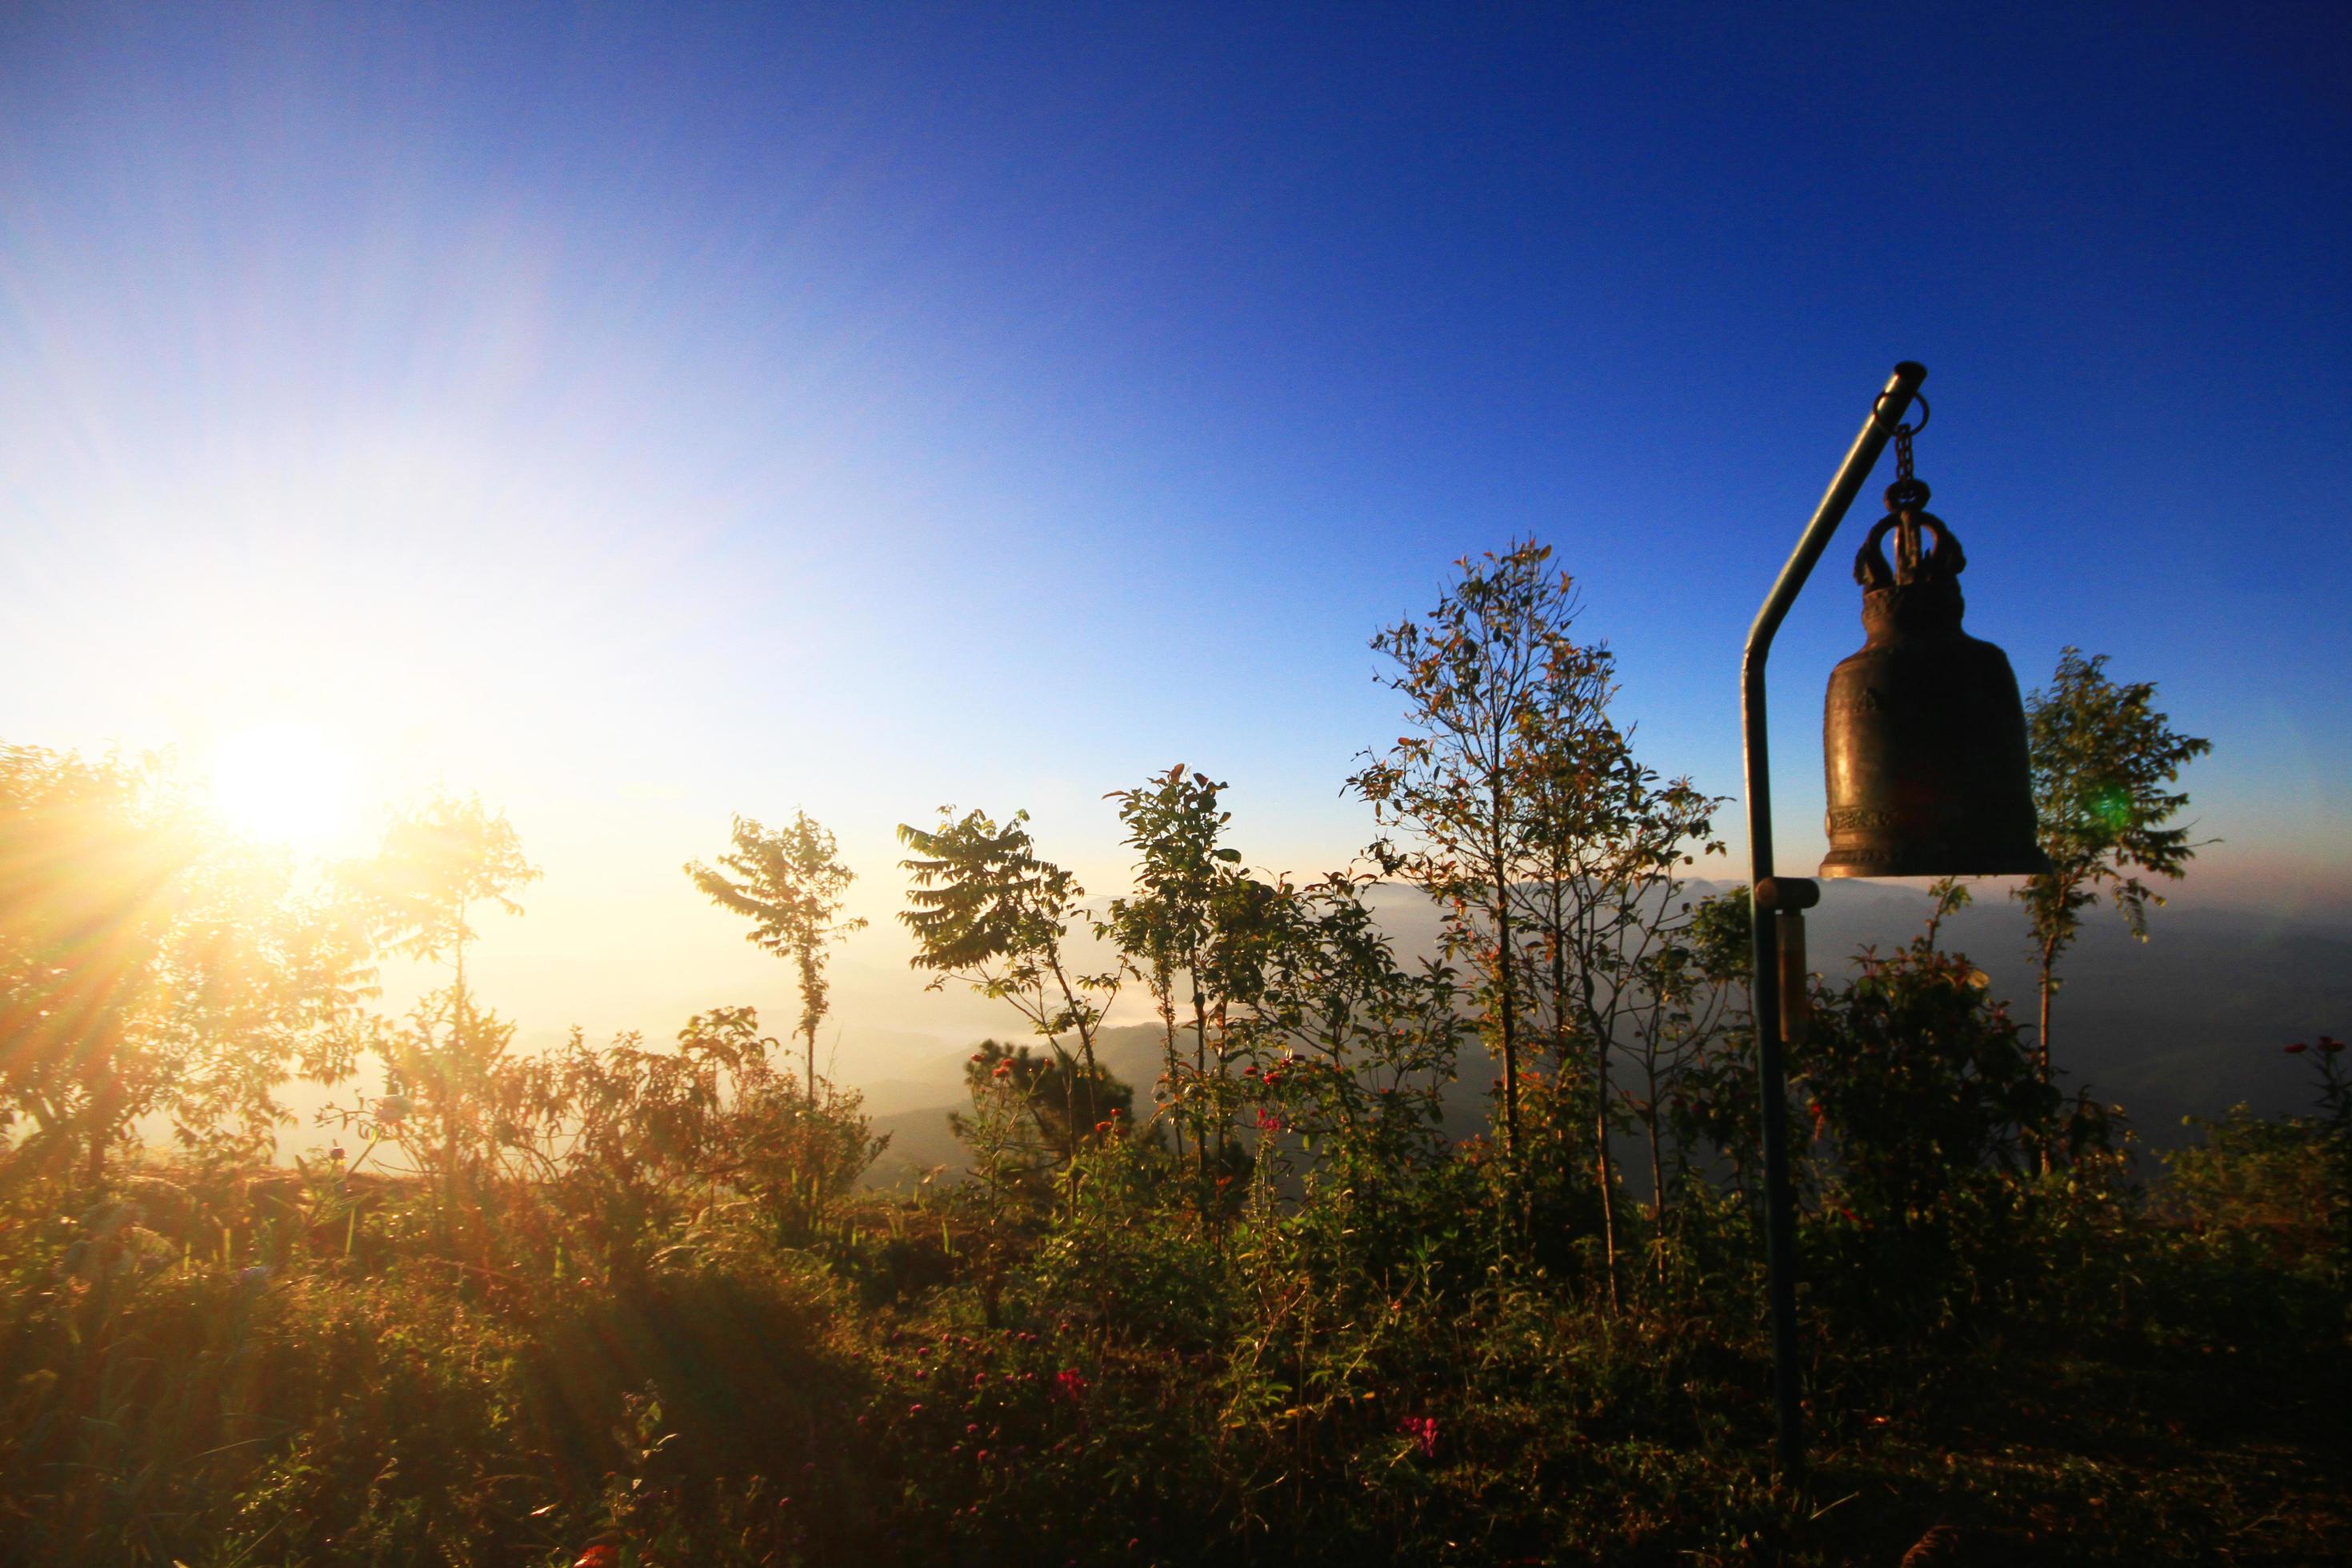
[1818,847,2054,880]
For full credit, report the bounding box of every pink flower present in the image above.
[1052,1369,1089,1403]
[1398,1415,1438,1458]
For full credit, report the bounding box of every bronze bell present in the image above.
[1819,481,2051,878]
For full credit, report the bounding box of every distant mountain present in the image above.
[1718,879,2349,1143]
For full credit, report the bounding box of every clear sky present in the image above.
[2,4,2346,1076]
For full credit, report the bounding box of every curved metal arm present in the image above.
[1741,359,1925,1476]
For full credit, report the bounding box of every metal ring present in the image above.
[1874,388,1930,435]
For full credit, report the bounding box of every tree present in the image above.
[1234,870,1466,1201]
[951,1038,1135,1211]
[1618,884,1747,1275]
[1796,898,2062,1327]
[686,812,867,1095]
[897,808,1120,1166]
[338,791,538,1222]
[2015,649,2212,1093]
[1506,622,1725,1305]
[0,744,371,1183]
[1350,541,1578,1163]
[1105,765,1243,1178]
[531,1006,887,1258]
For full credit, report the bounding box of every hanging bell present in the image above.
[1819,479,2051,878]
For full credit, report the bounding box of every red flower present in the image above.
[1398,1415,1438,1458]
[2286,1042,2310,1054]
[2321,1036,2345,1054]
[574,1547,620,1568]
[1052,1369,1090,1403]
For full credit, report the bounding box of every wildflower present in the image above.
[2286,1042,2310,1054]
[1398,1414,1438,1458]
[2322,1036,2345,1054]
[574,1547,620,1568]
[1052,1369,1089,1403]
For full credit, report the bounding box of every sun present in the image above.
[206,723,360,854]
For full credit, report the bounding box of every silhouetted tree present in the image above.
[1106,765,1243,1182]
[339,790,538,1225]
[686,811,866,1095]
[2016,649,2212,1093]
[897,808,1119,1169]
[951,1038,1134,1210]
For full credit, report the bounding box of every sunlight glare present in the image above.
[207,723,360,854]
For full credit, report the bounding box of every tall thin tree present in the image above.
[1106,764,1242,1182]
[687,812,866,1097]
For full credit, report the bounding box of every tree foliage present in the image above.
[334,791,539,1226]
[686,811,866,1091]
[951,1038,1135,1211]
[0,745,370,1181]
[897,807,1120,1154]
[2016,647,2212,1085]
[1349,540,1582,1162]
[1104,765,1246,1182]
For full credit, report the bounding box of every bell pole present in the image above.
[1740,360,1926,1477]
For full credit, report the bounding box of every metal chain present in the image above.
[1889,394,1930,580]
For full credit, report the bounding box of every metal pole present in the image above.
[1741,360,1925,1476]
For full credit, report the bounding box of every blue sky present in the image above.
[2,4,2346,1054]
